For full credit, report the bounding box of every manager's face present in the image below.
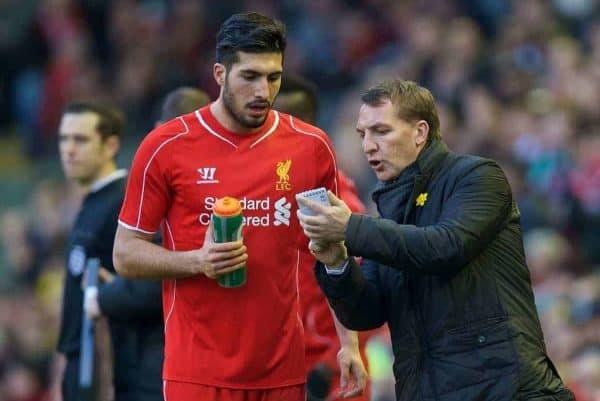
[356,99,428,182]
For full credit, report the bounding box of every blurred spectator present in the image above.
[568,346,600,401]
[156,86,210,123]
[568,130,600,265]
[0,361,47,401]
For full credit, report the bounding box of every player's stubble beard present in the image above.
[222,77,269,130]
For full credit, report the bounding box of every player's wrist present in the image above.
[187,249,209,276]
[338,341,360,354]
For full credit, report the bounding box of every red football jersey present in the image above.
[119,106,338,389]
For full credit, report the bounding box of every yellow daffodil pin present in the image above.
[416,193,428,207]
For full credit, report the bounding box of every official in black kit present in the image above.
[53,101,163,401]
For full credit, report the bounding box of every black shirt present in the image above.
[57,172,127,356]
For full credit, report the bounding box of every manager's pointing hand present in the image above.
[296,191,352,243]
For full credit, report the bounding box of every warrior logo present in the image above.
[197,167,219,184]
[275,160,292,191]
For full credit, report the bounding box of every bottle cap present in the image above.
[213,196,242,216]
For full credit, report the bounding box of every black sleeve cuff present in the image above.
[314,257,362,300]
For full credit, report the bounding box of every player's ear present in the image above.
[214,63,226,87]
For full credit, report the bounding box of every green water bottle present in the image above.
[212,196,246,288]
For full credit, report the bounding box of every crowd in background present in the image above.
[1,0,599,400]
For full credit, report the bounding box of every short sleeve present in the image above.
[119,124,181,233]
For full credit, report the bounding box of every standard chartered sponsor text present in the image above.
[204,196,270,211]
[199,196,289,227]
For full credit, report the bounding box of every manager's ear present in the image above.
[415,120,429,147]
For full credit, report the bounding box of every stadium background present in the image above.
[0,0,599,400]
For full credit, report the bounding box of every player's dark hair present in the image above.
[216,12,286,69]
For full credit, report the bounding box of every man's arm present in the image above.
[315,254,387,331]
[345,161,512,275]
[298,200,388,330]
[330,310,368,398]
[113,223,247,279]
[97,277,163,322]
[301,161,513,276]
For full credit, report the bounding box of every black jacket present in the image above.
[57,172,163,401]
[98,274,163,401]
[316,140,574,401]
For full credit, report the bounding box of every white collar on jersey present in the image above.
[195,109,280,149]
[90,169,128,193]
